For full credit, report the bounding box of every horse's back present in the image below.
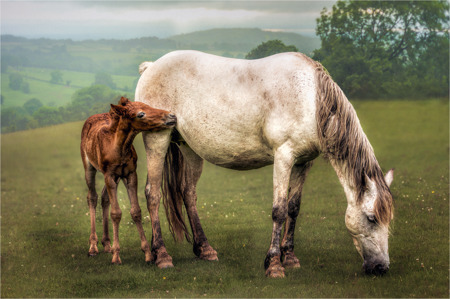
[136,51,320,169]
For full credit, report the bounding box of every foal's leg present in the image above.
[179,145,218,261]
[143,131,174,268]
[100,186,111,253]
[265,147,294,278]
[123,172,152,263]
[84,163,99,256]
[104,174,122,264]
[281,162,313,269]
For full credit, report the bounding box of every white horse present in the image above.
[135,50,394,278]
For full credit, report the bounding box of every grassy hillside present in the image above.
[1,28,320,113]
[1,29,319,77]
[1,67,138,108]
[1,100,448,297]
[169,28,320,55]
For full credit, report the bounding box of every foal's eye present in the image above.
[137,112,145,119]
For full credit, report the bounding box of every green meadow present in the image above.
[1,67,138,108]
[1,99,449,297]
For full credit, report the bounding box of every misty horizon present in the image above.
[1,1,336,41]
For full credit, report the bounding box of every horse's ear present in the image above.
[119,97,130,106]
[110,104,126,116]
[384,168,394,187]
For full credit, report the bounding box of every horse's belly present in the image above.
[179,125,274,170]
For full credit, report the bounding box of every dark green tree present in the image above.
[67,85,121,120]
[94,72,117,89]
[245,40,298,59]
[313,0,449,99]
[32,106,63,127]
[23,98,43,115]
[9,73,23,90]
[1,107,30,133]
[50,70,63,84]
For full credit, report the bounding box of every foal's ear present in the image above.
[384,168,394,187]
[118,97,130,106]
[110,104,126,116]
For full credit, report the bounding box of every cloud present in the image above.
[1,1,337,39]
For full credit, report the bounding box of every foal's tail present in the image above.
[162,141,192,243]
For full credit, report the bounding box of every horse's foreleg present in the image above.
[84,163,99,256]
[105,174,122,264]
[143,131,173,268]
[281,161,313,269]
[100,186,111,253]
[265,147,294,278]
[123,172,152,263]
[179,145,218,261]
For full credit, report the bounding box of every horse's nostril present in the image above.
[365,263,389,275]
[168,113,176,119]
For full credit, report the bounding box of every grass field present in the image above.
[1,100,448,297]
[1,67,138,108]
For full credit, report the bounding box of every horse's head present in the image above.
[110,97,177,131]
[345,169,394,275]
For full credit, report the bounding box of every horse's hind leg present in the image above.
[281,161,313,269]
[100,186,111,253]
[83,163,99,256]
[179,145,218,261]
[123,171,152,263]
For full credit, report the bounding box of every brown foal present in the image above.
[80,97,176,264]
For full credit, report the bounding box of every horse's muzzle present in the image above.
[164,114,177,127]
[363,259,389,275]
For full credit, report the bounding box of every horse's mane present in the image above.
[312,60,393,225]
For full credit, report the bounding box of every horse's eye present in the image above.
[367,215,377,224]
[137,112,145,119]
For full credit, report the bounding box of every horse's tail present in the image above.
[139,61,153,75]
[161,140,192,243]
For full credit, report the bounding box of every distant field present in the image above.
[1,100,448,297]
[1,67,138,108]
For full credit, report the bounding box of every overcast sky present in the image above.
[1,1,337,40]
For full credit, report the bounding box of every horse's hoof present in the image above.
[266,268,286,278]
[199,248,218,261]
[195,243,218,261]
[88,252,98,257]
[157,261,174,269]
[155,250,174,269]
[282,252,300,269]
[265,256,285,278]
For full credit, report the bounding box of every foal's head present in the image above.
[110,97,177,131]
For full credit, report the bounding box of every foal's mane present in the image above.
[311,59,393,225]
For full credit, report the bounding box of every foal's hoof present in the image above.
[265,256,285,278]
[88,246,99,257]
[103,242,112,253]
[111,253,122,265]
[282,252,301,269]
[144,251,154,264]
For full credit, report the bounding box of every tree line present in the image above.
[313,0,449,99]
[1,85,124,133]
